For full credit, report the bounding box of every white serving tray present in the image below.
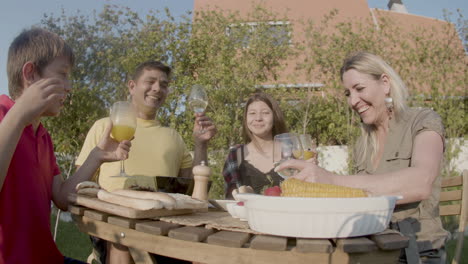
[236,193,401,238]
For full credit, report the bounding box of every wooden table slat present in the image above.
[135,221,181,236]
[84,209,109,222]
[168,226,214,242]
[108,216,145,229]
[250,235,288,251]
[370,233,409,251]
[337,237,378,253]
[68,204,86,216]
[296,238,334,253]
[206,230,251,248]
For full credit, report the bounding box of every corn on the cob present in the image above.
[280,178,367,198]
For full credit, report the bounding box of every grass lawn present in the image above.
[50,207,467,263]
[50,208,92,262]
[446,236,468,264]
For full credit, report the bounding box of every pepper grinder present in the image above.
[191,161,211,201]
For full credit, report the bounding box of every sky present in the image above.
[0,0,466,96]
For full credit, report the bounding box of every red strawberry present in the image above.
[237,201,244,206]
[264,186,282,196]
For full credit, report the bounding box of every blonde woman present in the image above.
[277,52,448,263]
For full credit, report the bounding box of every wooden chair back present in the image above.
[440,170,468,264]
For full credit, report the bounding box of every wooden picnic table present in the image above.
[69,202,409,264]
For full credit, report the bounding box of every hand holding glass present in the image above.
[110,101,136,178]
[188,84,208,133]
[273,133,303,179]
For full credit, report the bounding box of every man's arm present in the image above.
[179,141,209,178]
[179,168,192,178]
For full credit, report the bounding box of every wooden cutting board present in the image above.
[68,193,194,219]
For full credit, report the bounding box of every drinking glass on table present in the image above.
[110,101,136,178]
[273,133,303,179]
[298,134,317,160]
[187,84,208,133]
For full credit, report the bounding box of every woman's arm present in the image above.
[276,131,444,204]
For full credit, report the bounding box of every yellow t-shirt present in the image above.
[75,117,193,191]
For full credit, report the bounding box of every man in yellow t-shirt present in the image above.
[76,117,193,191]
[75,60,216,264]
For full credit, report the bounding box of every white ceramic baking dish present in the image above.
[236,193,401,238]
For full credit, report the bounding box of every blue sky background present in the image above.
[1,0,466,96]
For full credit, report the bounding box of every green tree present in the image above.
[296,9,467,176]
[39,4,295,198]
[38,4,466,199]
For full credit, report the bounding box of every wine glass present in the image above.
[110,101,136,178]
[187,84,208,133]
[298,134,317,160]
[273,133,303,179]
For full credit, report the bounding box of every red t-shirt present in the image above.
[0,95,64,264]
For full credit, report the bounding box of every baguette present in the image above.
[76,181,100,191]
[167,193,208,210]
[113,189,176,210]
[97,190,163,210]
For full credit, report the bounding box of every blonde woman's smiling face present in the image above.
[342,69,390,126]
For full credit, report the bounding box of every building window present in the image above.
[226,21,291,47]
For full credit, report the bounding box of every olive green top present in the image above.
[353,107,448,251]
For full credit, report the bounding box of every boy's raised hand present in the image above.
[14,77,68,125]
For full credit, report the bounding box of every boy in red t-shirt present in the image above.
[0,27,132,264]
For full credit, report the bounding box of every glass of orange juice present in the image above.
[299,134,317,160]
[110,101,136,177]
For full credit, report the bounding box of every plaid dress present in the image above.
[222,144,283,199]
[222,144,243,199]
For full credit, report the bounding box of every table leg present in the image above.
[129,247,157,264]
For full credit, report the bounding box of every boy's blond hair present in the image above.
[7,27,74,99]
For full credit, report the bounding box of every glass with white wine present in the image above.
[299,134,317,160]
[110,101,136,178]
[187,84,208,133]
[273,133,303,179]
